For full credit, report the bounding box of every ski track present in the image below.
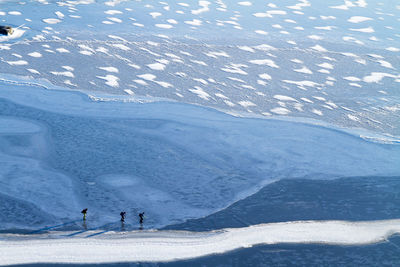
[1,219,400,265]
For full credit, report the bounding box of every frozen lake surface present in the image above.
[0,0,399,265]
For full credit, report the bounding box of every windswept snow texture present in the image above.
[0,0,399,136]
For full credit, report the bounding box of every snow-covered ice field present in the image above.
[0,0,400,265]
[1,79,398,231]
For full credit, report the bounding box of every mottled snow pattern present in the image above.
[0,0,399,136]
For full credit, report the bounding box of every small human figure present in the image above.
[139,212,145,224]
[120,211,126,222]
[0,26,13,36]
[81,208,88,221]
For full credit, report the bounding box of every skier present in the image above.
[120,211,126,222]
[139,212,145,224]
[81,208,88,221]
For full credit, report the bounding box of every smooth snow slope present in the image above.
[1,219,400,265]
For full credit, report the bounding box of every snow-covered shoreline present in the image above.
[1,219,400,265]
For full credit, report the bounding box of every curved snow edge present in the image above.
[1,219,400,265]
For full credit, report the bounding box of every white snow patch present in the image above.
[147,63,166,71]
[6,60,28,66]
[348,16,373,23]
[56,48,70,53]
[319,69,330,74]
[301,97,313,103]
[282,80,320,89]
[308,35,323,40]
[294,66,312,74]
[238,1,252,6]
[105,10,123,15]
[189,87,210,100]
[8,11,22,15]
[155,81,173,88]
[267,10,287,16]
[258,73,272,80]
[192,1,211,15]
[311,109,323,116]
[64,80,77,87]
[274,95,298,102]
[215,93,228,99]
[149,12,162,19]
[50,71,74,78]
[42,18,61,24]
[98,67,119,73]
[167,19,178,25]
[133,79,148,86]
[137,74,156,81]
[205,51,230,58]
[185,19,202,26]
[62,66,74,71]
[253,44,277,51]
[249,59,279,68]
[27,69,40,74]
[343,36,364,45]
[105,0,128,7]
[363,72,397,83]
[28,52,42,58]
[310,45,328,52]
[190,60,208,66]
[108,17,122,23]
[55,11,65,19]
[221,64,247,75]
[343,76,361,82]
[155,24,173,29]
[317,63,334,69]
[386,47,400,52]
[291,59,303,64]
[348,114,359,121]
[79,50,93,56]
[124,89,134,95]
[253,12,270,18]
[255,30,268,35]
[238,101,256,108]
[271,107,291,115]
[128,64,141,70]
[377,60,394,69]
[97,75,120,87]
[315,26,335,31]
[350,27,374,33]
[349,83,362,88]
[110,44,130,51]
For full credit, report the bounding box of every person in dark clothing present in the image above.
[139,212,145,224]
[81,208,88,220]
[120,211,126,222]
[0,26,13,36]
